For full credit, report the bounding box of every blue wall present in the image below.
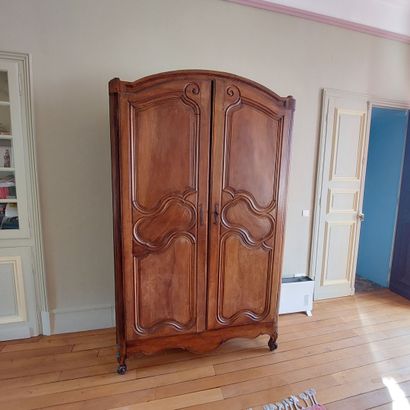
[356,108,409,287]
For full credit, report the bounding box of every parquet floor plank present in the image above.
[0,290,409,410]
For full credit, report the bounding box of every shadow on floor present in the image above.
[355,275,385,293]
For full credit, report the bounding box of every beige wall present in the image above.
[0,0,409,317]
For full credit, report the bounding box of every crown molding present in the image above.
[227,0,410,44]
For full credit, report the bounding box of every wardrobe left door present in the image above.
[115,79,212,341]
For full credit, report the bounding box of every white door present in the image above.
[0,57,41,339]
[311,89,369,299]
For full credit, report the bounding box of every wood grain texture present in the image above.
[206,77,293,334]
[0,291,410,409]
[120,78,212,343]
[109,70,295,365]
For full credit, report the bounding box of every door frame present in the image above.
[0,51,49,334]
[310,88,410,297]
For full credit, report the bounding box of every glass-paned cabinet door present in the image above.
[0,61,29,238]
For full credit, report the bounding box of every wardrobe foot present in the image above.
[268,336,278,352]
[117,363,127,375]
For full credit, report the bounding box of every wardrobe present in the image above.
[109,70,295,374]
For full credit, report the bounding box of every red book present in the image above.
[0,187,8,199]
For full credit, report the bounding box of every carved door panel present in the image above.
[207,79,291,329]
[119,79,212,340]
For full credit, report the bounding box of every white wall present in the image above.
[0,0,409,331]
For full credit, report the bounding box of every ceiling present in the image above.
[227,0,410,43]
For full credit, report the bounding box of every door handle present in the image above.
[213,204,219,224]
[358,212,365,221]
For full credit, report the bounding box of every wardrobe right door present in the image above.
[207,78,293,329]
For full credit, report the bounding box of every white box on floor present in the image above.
[279,276,314,316]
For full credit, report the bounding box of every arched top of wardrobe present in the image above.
[109,69,295,111]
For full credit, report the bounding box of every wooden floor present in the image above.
[1,290,410,409]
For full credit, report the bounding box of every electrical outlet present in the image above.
[302,209,310,217]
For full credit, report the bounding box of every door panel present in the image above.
[0,247,37,340]
[207,79,290,329]
[390,120,410,299]
[219,235,272,322]
[119,79,211,340]
[131,96,196,211]
[312,91,369,299]
[135,236,195,334]
[225,102,279,208]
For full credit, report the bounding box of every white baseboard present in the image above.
[41,311,51,335]
[50,304,115,334]
[0,325,34,341]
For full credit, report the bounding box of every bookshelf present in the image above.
[0,52,45,341]
[0,69,20,231]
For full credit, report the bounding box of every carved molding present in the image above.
[222,96,284,210]
[133,235,197,336]
[181,82,201,114]
[221,196,276,246]
[213,84,283,328]
[133,196,196,250]
[225,84,241,106]
[126,325,278,355]
[129,82,202,337]
[129,89,200,212]
[223,188,276,213]
[216,232,274,325]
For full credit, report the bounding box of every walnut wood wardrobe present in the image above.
[109,70,295,374]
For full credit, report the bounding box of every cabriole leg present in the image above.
[268,335,278,352]
[117,362,127,375]
[116,346,127,375]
